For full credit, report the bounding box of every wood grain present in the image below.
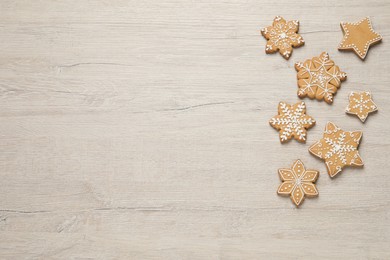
[0,0,389,259]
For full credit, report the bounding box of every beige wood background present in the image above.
[0,0,389,259]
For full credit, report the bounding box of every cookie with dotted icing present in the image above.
[339,17,382,60]
[277,159,319,207]
[346,91,378,122]
[309,122,364,178]
[269,101,315,143]
[295,52,347,104]
[260,16,304,59]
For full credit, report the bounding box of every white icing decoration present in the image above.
[324,133,356,164]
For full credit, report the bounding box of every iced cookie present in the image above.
[295,52,347,104]
[346,91,378,123]
[277,159,319,207]
[269,101,315,143]
[260,16,304,59]
[339,17,382,60]
[309,122,364,178]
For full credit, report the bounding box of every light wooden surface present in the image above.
[0,1,389,259]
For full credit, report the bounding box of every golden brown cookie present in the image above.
[295,52,347,104]
[339,17,382,60]
[346,91,378,123]
[309,122,363,178]
[269,101,315,143]
[260,16,304,59]
[277,159,319,207]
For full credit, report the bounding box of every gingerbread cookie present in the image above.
[309,122,363,178]
[260,16,304,59]
[346,91,378,123]
[339,17,382,60]
[277,159,319,207]
[269,101,315,143]
[295,52,347,104]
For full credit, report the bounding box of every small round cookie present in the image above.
[295,52,347,104]
[277,159,319,207]
[260,16,304,59]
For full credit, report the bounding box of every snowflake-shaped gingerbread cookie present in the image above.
[277,159,319,207]
[309,122,364,178]
[269,101,315,143]
[346,91,378,122]
[295,52,347,104]
[261,16,304,59]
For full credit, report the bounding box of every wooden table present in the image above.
[1,1,389,259]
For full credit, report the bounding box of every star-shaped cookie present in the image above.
[309,122,364,178]
[346,91,378,122]
[295,52,347,104]
[261,16,304,59]
[339,17,382,60]
[277,159,319,207]
[269,101,315,143]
